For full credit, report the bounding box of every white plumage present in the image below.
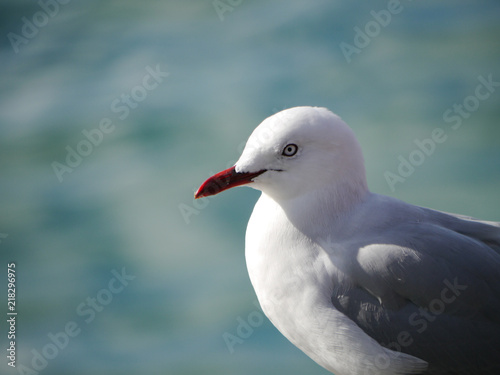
[195,106,500,375]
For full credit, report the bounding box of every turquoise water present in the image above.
[1,1,499,374]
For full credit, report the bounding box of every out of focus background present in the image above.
[1,1,499,374]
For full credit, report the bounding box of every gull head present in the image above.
[195,106,368,206]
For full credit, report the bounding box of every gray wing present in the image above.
[332,207,500,375]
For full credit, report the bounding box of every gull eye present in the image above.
[282,144,298,157]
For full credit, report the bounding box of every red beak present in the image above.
[194,166,266,199]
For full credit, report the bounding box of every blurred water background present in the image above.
[0,1,499,374]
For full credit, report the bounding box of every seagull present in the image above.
[194,106,500,375]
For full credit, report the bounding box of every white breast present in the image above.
[244,193,428,375]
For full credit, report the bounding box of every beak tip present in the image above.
[194,183,207,199]
[193,166,264,200]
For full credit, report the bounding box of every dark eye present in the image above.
[282,144,298,157]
